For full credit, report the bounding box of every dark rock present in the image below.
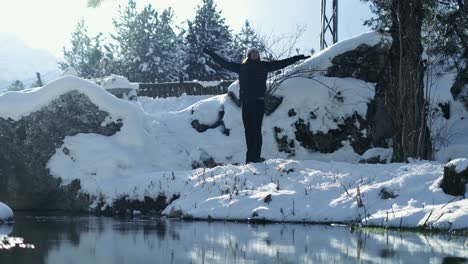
[0,91,122,210]
[450,65,468,110]
[378,187,398,199]
[273,127,295,156]
[288,109,296,117]
[264,95,283,116]
[438,102,450,119]
[327,42,394,150]
[440,163,468,196]
[192,157,222,169]
[327,43,389,83]
[191,108,230,136]
[263,194,272,203]
[293,113,371,155]
[103,194,170,216]
[359,156,385,164]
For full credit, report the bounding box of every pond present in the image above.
[0,214,467,264]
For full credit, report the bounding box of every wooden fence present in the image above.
[137,80,235,98]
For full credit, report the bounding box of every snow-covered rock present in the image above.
[0,202,13,223]
[101,75,139,100]
[101,75,139,90]
[0,76,158,210]
[440,158,468,196]
[360,148,393,164]
[447,158,468,174]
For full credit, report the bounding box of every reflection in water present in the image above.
[0,236,35,250]
[0,214,467,264]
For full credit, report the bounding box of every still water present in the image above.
[0,214,467,264]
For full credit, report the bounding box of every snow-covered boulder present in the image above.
[0,76,155,210]
[440,158,468,196]
[101,75,139,100]
[0,202,13,223]
[359,148,392,164]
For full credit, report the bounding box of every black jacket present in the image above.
[205,51,304,102]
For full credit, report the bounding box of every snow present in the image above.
[0,202,13,222]
[159,159,467,229]
[101,74,139,90]
[61,67,79,77]
[194,80,223,88]
[446,158,468,173]
[1,31,466,230]
[361,148,393,163]
[298,31,390,72]
[0,33,60,91]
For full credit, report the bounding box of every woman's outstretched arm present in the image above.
[203,48,241,74]
[265,55,310,72]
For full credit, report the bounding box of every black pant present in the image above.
[241,99,265,163]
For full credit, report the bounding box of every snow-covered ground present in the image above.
[0,202,13,223]
[0,33,60,91]
[1,32,467,229]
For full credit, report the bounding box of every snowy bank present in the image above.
[63,157,468,229]
[160,159,467,229]
[0,202,13,223]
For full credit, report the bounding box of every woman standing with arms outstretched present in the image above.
[203,47,310,164]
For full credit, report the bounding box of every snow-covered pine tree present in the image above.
[111,2,182,83]
[59,19,105,79]
[133,4,160,82]
[7,80,24,91]
[185,0,235,81]
[232,20,267,62]
[424,1,467,102]
[149,8,183,82]
[111,0,141,81]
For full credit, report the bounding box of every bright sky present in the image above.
[0,0,373,58]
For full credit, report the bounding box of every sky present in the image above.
[0,0,374,58]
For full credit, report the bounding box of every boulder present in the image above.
[0,202,13,223]
[101,75,139,100]
[440,158,468,197]
[0,91,122,210]
[326,43,388,83]
[293,113,371,155]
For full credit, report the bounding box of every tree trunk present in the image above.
[387,0,432,161]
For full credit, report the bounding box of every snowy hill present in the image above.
[0,33,60,91]
[0,32,467,229]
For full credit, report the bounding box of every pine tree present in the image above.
[151,8,184,82]
[60,19,105,79]
[111,0,140,81]
[425,1,467,101]
[7,80,24,91]
[185,0,235,81]
[232,20,267,62]
[111,2,182,83]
